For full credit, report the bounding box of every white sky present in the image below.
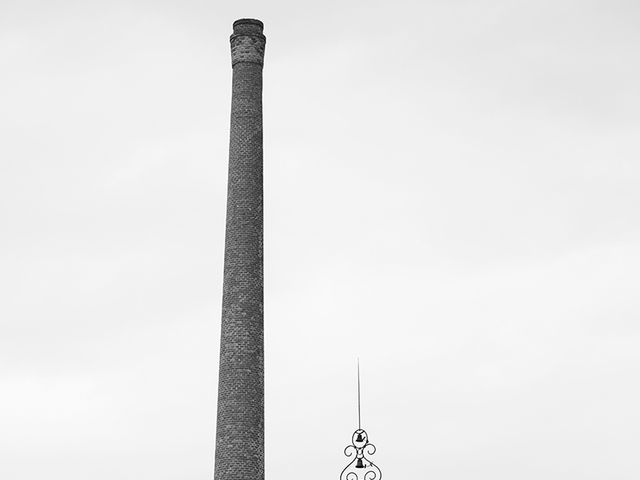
[1,1,639,479]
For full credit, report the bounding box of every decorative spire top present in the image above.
[357,358,361,430]
[340,361,382,480]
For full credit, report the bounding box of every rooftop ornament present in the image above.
[340,361,382,480]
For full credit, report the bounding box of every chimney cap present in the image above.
[233,18,263,28]
[233,18,264,34]
[230,19,265,66]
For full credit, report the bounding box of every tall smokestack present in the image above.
[214,18,266,480]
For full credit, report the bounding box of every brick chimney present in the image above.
[214,18,266,480]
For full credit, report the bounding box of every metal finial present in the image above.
[340,359,382,480]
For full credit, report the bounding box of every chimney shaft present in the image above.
[214,19,266,480]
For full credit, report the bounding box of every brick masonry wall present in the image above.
[214,19,266,480]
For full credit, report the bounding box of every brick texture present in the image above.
[214,19,266,480]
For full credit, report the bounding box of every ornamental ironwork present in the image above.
[340,361,382,480]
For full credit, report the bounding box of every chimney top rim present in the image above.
[233,18,264,29]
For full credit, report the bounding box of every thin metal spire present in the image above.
[357,358,361,430]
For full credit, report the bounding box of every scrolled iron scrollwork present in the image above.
[339,429,382,480]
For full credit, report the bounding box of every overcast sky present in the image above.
[1,1,639,479]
